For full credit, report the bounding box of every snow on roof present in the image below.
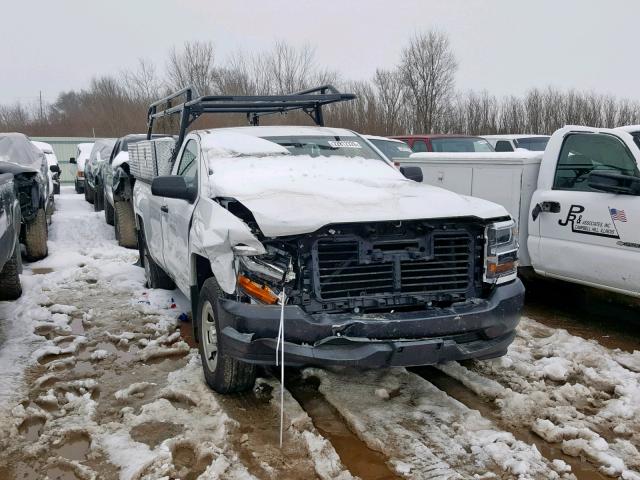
[31,140,54,154]
[199,131,290,157]
[364,135,406,143]
[481,134,550,140]
[409,151,543,164]
[615,125,640,133]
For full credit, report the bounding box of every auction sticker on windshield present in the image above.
[328,141,362,149]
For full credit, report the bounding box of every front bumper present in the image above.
[218,279,525,368]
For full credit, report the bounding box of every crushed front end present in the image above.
[222,218,524,368]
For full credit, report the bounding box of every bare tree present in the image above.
[372,69,407,135]
[399,30,457,133]
[123,59,162,103]
[166,41,217,95]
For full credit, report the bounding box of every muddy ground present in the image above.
[0,189,638,480]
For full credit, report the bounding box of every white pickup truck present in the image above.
[399,126,640,298]
[131,87,525,394]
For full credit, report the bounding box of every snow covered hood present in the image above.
[207,154,508,237]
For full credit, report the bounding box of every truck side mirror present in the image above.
[69,157,76,164]
[151,175,197,202]
[49,165,61,173]
[588,171,640,195]
[400,166,423,183]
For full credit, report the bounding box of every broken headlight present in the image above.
[233,244,294,304]
[484,219,518,284]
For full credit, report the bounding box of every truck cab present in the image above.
[528,126,640,296]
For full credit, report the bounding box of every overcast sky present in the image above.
[2,0,639,105]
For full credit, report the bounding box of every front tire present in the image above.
[24,208,48,261]
[197,278,256,394]
[114,200,137,249]
[0,242,22,300]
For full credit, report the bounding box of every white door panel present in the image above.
[161,138,200,292]
[533,131,640,295]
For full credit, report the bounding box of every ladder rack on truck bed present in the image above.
[146,85,356,161]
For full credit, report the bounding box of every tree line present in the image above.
[2,32,640,138]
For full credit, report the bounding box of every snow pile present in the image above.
[437,316,640,478]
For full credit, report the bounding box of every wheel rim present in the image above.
[201,300,218,372]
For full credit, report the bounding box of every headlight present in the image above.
[234,244,294,304]
[484,220,518,283]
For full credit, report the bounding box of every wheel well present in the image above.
[193,254,213,291]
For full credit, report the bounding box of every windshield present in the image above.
[631,132,640,150]
[515,137,549,151]
[369,139,412,159]
[262,135,385,160]
[430,137,494,153]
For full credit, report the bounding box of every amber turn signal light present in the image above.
[237,275,279,305]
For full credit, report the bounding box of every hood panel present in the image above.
[208,155,508,237]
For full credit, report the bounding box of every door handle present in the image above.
[531,201,561,221]
[160,205,169,213]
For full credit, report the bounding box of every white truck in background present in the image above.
[482,135,550,152]
[398,126,640,298]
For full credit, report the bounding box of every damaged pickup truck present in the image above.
[132,87,524,393]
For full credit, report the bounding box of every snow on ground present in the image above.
[306,366,574,479]
[2,187,640,480]
[0,188,352,479]
[437,317,640,478]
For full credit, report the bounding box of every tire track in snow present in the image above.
[413,366,608,480]
[436,316,640,479]
[305,366,573,479]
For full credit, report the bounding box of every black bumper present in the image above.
[218,279,525,368]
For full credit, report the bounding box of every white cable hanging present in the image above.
[276,289,286,448]
[276,259,294,448]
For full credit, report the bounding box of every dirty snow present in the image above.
[437,317,640,478]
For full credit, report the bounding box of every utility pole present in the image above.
[39,91,43,120]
